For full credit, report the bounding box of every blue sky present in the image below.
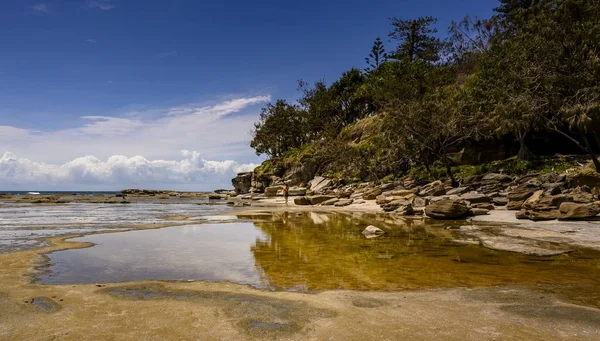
[0,0,498,190]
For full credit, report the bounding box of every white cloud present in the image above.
[32,3,51,14]
[0,95,270,190]
[0,151,257,190]
[86,0,114,10]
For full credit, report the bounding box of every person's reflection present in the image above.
[282,211,289,226]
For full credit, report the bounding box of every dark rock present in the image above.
[507,189,536,201]
[288,187,307,196]
[425,200,470,220]
[294,197,310,206]
[482,173,512,182]
[419,181,446,197]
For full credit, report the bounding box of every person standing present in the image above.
[282,184,289,205]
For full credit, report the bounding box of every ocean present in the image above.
[0,191,120,195]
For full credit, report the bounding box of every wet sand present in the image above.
[2,197,600,340]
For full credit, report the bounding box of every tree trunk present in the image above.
[582,134,600,172]
[517,131,530,161]
[551,127,600,173]
[445,161,459,188]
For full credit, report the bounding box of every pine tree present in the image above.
[364,38,388,73]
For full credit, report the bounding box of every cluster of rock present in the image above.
[232,166,600,221]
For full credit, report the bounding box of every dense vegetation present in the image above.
[250,0,600,184]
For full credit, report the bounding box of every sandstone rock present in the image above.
[288,187,308,196]
[391,189,418,197]
[419,181,446,197]
[411,196,429,208]
[522,190,545,210]
[264,186,283,198]
[472,203,495,210]
[571,191,595,204]
[459,192,491,204]
[334,199,354,207]
[507,189,536,201]
[446,187,469,196]
[354,199,366,205]
[363,188,383,200]
[470,208,490,216]
[425,200,470,220]
[309,176,332,194]
[321,198,340,206]
[558,202,600,220]
[294,197,310,206]
[516,209,559,221]
[542,183,564,196]
[507,200,524,210]
[376,195,392,205]
[232,172,253,194]
[308,195,337,205]
[492,197,509,206]
[482,173,512,182]
[382,199,412,213]
[362,225,385,239]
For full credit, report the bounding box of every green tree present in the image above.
[388,16,442,63]
[364,37,388,73]
[250,100,307,157]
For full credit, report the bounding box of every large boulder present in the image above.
[425,200,470,220]
[308,195,337,205]
[288,187,308,196]
[264,186,283,198]
[232,172,253,194]
[558,202,600,220]
[362,225,385,239]
[309,176,332,194]
[294,197,310,206]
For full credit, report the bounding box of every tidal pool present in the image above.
[38,212,600,292]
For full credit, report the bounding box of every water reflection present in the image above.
[38,211,600,292]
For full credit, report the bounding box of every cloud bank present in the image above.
[0,151,256,191]
[0,95,270,190]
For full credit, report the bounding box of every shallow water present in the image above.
[0,203,227,252]
[39,211,600,291]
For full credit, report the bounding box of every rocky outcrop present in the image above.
[425,200,470,219]
[309,176,333,194]
[382,199,412,213]
[362,187,383,200]
[232,172,254,194]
